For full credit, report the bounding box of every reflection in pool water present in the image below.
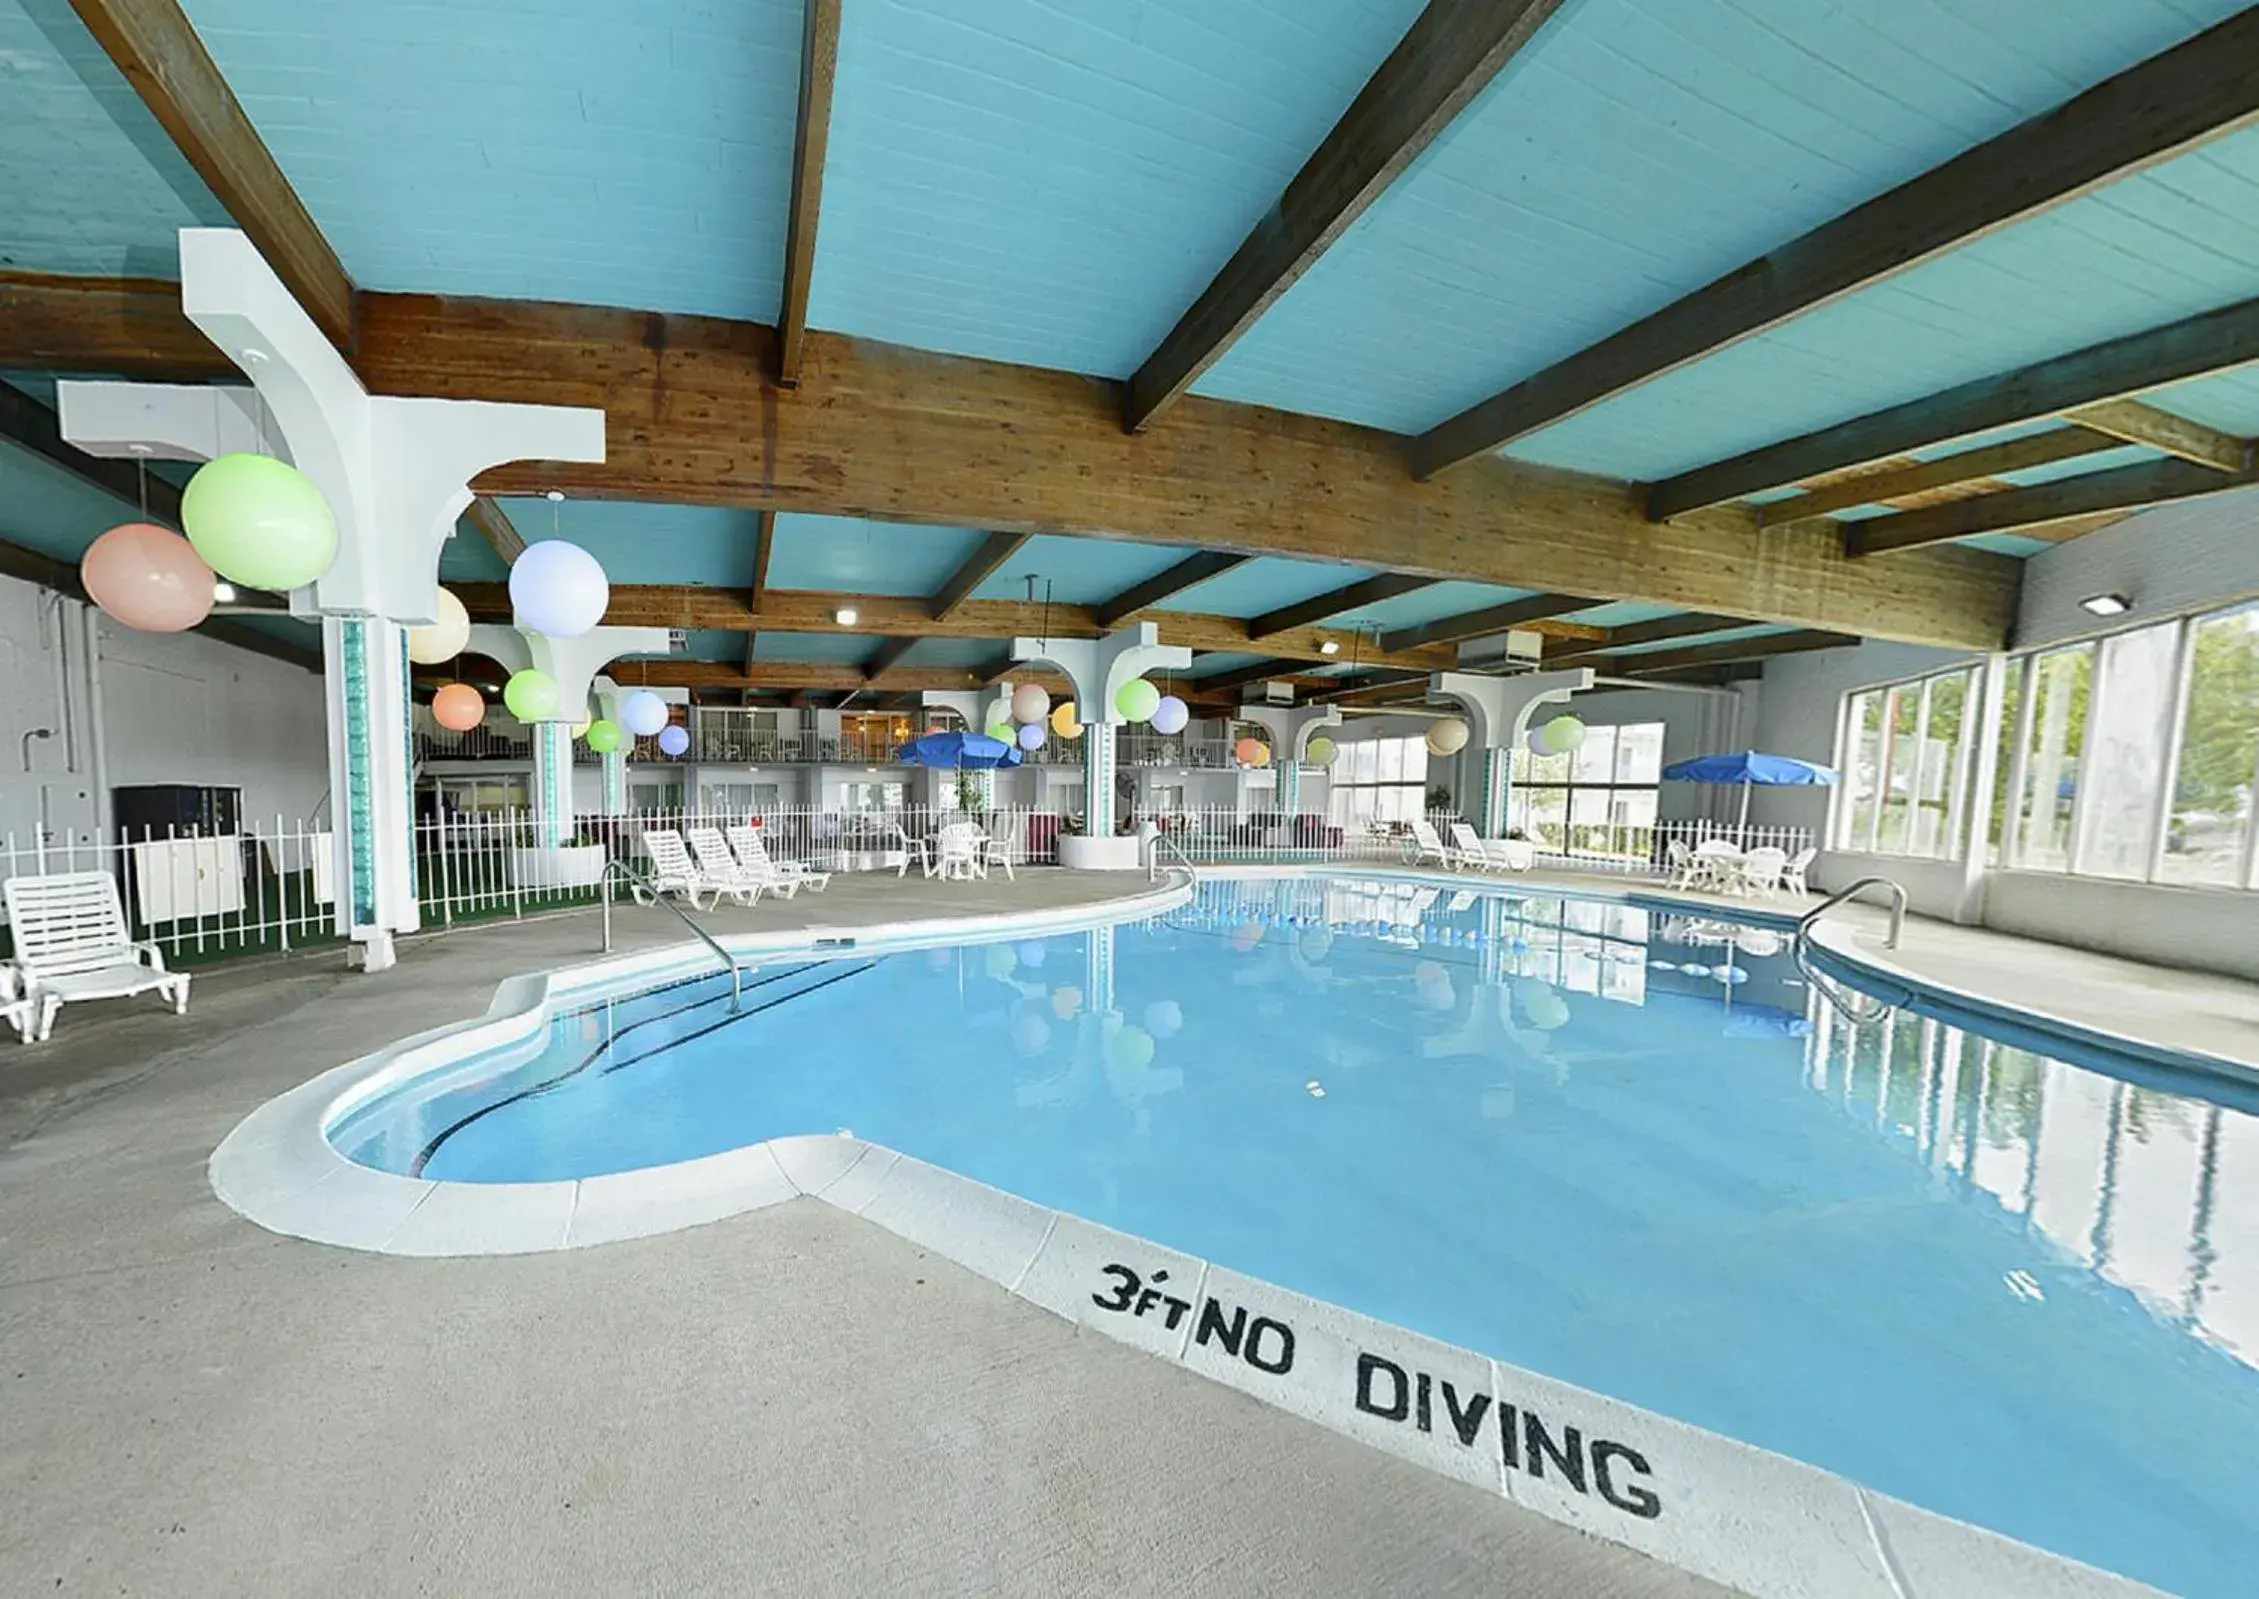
[334,876,2259,1596]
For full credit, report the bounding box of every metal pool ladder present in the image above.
[1793,876,1907,1025]
[1147,831,1198,883]
[599,857,746,1009]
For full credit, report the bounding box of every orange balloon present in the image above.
[82,522,216,633]
[1234,736,1264,766]
[431,683,485,731]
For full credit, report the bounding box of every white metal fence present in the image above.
[0,802,1816,969]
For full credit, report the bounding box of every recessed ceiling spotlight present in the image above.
[835,606,860,626]
[2079,592,2131,618]
[1319,639,1340,655]
[211,581,237,602]
[545,490,565,503]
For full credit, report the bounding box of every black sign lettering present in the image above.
[1356,1353,1409,1421]
[1498,1402,1520,1470]
[1195,1297,1247,1359]
[1245,1316,1295,1375]
[1592,1441,1662,1519]
[1092,1264,1138,1313]
[1524,1412,1587,1494]
[1440,1379,1491,1448]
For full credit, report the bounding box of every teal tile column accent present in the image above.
[1279,754,1301,818]
[1085,923,1117,1016]
[533,723,571,846]
[1482,748,1509,836]
[339,620,379,926]
[601,749,626,814]
[1084,725,1117,836]
[398,631,417,899]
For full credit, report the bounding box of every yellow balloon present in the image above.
[1050,700,1083,740]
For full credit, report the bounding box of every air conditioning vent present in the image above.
[668,629,689,654]
[1262,680,1294,704]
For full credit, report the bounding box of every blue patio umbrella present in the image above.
[895,730,1024,769]
[1660,751,1836,838]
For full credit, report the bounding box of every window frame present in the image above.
[1832,664,1981,861]
[1508,721,1665,860]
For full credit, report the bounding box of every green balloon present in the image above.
[180,453,339,591]
[584,718,624,753]
[503,668,560,721]
[1107,1025,1156,1072]
[1114,678,1161,723]
[1305,735,1337,767]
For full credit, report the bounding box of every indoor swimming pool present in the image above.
[326,877,2258,1596]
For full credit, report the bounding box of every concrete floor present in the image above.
[0,875,1733,1599]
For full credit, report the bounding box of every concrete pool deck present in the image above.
[4,862,2249,1595]
[1,876,1732,1599]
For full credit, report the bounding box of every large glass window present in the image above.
[1328,735,1429,830]
[1834,667,1978,860]
[2075,622,2180,879]
[2163,605,2259,887]
[1508,722,1663,860]
[2012,645,2092,871]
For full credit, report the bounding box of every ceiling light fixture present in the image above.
[835,606,860,626]
[2079,592,2131,618]
[211,581,237,603]
[1319,639,1340,656]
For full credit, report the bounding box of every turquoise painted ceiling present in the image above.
[9,0,2259,677]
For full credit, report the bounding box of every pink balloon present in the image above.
[431,683,485,732]
[82,523,216,633]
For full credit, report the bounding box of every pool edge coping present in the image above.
[205,863,2175,1599]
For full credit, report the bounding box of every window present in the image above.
[2010,645,2091,871]
[2075,622,2179,879]
[2162,605,2259,887]
[1835,667,1979,860]
[1327,735,1428,830]
[1508,722,1663,860]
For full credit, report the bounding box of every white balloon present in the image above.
[406,586,470,664]
[1011,683,1051,724]
[1425,717,1470,757]
[621,690,669,737]
[1150,695,1190,736]
[509,540,610,638]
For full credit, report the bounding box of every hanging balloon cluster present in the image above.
[620,687,691,759]
[82,446,339,635]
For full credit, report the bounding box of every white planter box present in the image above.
[1058,834,1144,872]
[506,844,608,891]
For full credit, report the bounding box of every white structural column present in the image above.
[1234,704,1342,819]
[1011,625,1190,839]
[468,628,671,843]
[1428,669,1594,836]
[59,229,605,971]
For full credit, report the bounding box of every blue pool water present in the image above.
[335,877,2259,1596]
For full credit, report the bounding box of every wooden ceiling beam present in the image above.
[1410,8,2259,478]
[775,0,841,384]
[930,530,1028,621]
[1187,658,1304,696]
[447,584,1486,672]
[1124,0,1569,432]
[463,495,526,566]
[1543,613,1758,664]
[1092,551,1248,627]
[1650,297,2259,517]
[1249,574,1436,639]
[1376,590,1592,654]
[1614,631,1858,676]
[3,274,2017,649]
[600,660,1077,694]
[1758,429,2122,526]
[0,272,232,378]
[65,0,355,351]
[1307,670,1433,708]
[1848,456,2259,556]
[2059,399,2250,473]
[864,636,920,680]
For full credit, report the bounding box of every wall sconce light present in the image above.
[2079,593,2131,618]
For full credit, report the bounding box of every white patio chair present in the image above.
[637,829,734,910]
[686,827,772,904]
[974,830,1015,882]
[1781,846,1817,897]
[726,824,831,894]
[887,822,935,879]
[1665,839,1701,890]
[1736,846,1790,898]
[934,823,985,881]
[3,871,189,1042]
[1410,820,1460,871]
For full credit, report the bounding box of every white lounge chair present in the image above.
[1409,820,1461,871]
[1,964,56,1044]
[637,829,742,910]
[1450,823,1532,873]
[3,871,188,1042]
[726,824,831,894]
[686,827,773,904]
